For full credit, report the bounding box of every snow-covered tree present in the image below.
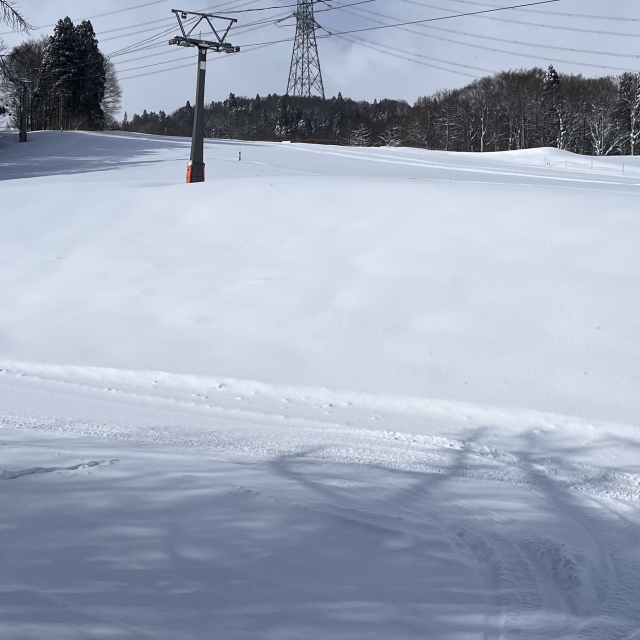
[588,78,621,156]
[351,122,371,146]
[615,72,640,156]
[542,65,567,148]
[379,125,403,147]
[274,95,290,138]
[41,18,106,130]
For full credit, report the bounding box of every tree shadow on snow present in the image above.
[0,130,264,181]
[1,428,639,640]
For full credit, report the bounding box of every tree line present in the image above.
[124,65,640,156]
[0,17,121,131]
[3,14,640,159]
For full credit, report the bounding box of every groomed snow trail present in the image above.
[1,132,639,639]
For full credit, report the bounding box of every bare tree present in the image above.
[588,80,620,156]
[0,37,46,128]
[0,0,31,32]
[101,58,122,129]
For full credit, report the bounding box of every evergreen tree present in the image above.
[259,107,269,132]
[275,96,290,138]
[542,65,563,147]
[41,17,106,129]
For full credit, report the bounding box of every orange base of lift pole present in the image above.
[186,162,205,183]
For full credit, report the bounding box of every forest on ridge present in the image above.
[123,66,640,156]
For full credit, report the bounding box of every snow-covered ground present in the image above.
[1,131,639,639]
[0,114,15,131]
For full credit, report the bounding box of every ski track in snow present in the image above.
[1,363,640,637]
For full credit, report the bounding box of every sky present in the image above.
[1,0,640,118]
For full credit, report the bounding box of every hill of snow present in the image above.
[1,131,639,639]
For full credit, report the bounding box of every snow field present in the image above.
[0,131,639,639]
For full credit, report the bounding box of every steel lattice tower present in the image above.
[286,0,325,99]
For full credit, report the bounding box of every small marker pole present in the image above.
[239,150,241,161]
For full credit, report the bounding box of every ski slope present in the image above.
[1,131,639,639]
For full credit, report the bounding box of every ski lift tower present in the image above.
[169,10,240,183]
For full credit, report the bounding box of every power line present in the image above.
[445,0,640,23]
[417,21,640,60]
[41,0,570,86]
[74,0,582,84]
[0,0,267,40]
[401,0,640,39]
[119,0,553,84]
[28,11,283,79]
[119,41,276,80]
[343,4,640,61]
[101,0,264,49]
[317,0,565,36]
[100,0,377,46]
[227,0,379,12]
[330,4,640,73]
[105,0,372,61]
[335,32,488,77]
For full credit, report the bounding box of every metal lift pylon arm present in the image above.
[169,10,240,183]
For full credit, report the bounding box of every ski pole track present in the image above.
[0,458,118,480]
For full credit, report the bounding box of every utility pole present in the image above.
[286,0,325,99]
[19,80,28,142]
[12,77,34,143]
[169,9,239,183]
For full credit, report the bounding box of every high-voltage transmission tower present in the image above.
[286,0,325,99]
